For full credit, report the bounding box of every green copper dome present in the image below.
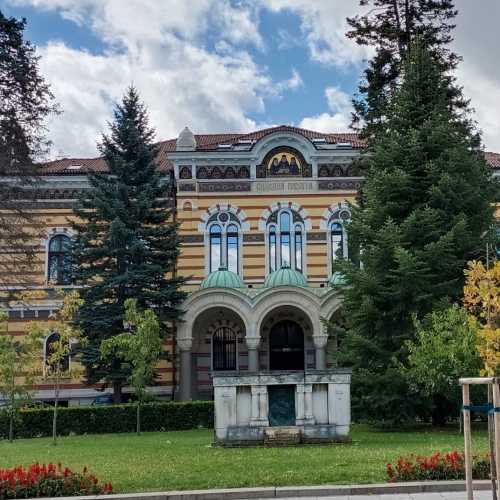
[200,267,246,289]
[329,271,347,287]
[264,266,308,288]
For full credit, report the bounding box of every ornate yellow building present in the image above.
[1,125,499,405]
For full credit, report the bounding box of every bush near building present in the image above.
[386,451,490,482]
[0,401,213,439]
[0,463,112,499]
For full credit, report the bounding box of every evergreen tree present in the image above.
[346,0,462,139]
[338,40,497,424]
[0,10,58,285]
[71,87,185,402]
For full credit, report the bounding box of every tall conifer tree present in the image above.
[71,87,185,402]
[346,0,462,139]
[339,40,497,424]
[0,10,58,285]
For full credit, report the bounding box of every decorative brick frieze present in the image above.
[243,233,265,243]
[306,232,327,242]
[196,165,250,180]
[318,179,363,190]
[198,182,251,193]
[179,234,204,244]
[178,182,196,192]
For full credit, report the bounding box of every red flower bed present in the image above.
[0,463,113,499]
[386,451,490,482]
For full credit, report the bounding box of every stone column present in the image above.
[246,336,260,372]
[304,384,314,424]
[178,338,193,401]
[312,334,329,370]
[296,384,305,425]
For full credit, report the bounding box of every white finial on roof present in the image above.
[176,126,196,151]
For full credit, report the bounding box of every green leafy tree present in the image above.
[0,10,58,285]
[0,311,35,442]
[101,299,162,435]
[402,305,482,425]
[27,291,84,445]
[338,39,497,424]
[71,87,185,403]
[346,0,464,139]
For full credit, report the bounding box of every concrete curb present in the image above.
[37,481,493,500]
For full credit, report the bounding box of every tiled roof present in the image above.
[192,125,366,150]
[485,152,500,170]
[37,126,499,175]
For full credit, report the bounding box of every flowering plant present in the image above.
[0,463,113,499]
[386,451,490,482]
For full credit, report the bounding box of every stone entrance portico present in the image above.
[213,370,351,444]
[176,268,343,401]
[176,266,351,445]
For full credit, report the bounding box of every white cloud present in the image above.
[299,86,352,132]
[8,0,500,155]
[453,0,500,152]
[9,0,275,157]
[262,0,372,67]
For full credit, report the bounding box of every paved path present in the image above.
[254,493,494,500]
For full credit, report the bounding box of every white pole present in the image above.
[492,383,500,499]
[463,383,474,500]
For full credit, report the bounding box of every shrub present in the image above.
[0,463,112,498]
[0,401,213,439]
[386,451,490,482]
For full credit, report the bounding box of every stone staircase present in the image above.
[263,426,302,446]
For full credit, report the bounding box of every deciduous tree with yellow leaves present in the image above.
[463,260,500,376]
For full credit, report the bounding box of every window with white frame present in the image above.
[328,207,351,263]
[47,234,72,285]
[267,209,305,272]
[207,212,241,275]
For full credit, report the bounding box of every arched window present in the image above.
[207,214,241,275]
[44,332,70,374]
[209,224,222,273]
[269,227,277,273]
[48,235,72,285]
[328,207,351,264]
[267,209,305,273]
[330,222,344,262]
[226,224,239,274]
[212,327,237,371]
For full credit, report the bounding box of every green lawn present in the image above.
[0,425,488,493]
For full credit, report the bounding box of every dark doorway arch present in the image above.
[269,320,304,370]
[212,326,237,371]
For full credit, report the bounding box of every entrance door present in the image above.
[268,385,296,426]
[269,320,304,370]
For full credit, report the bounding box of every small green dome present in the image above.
[264,266,308,288]
[200,267,246,289]
[329,271,347,287]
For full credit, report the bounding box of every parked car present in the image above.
[92,394,113,405]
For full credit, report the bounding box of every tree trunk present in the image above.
[112,380,123,404]
[9,411,14,443]
[136,402,141,435]
[53,379,59,446]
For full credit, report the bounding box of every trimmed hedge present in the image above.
[0,401,214,439]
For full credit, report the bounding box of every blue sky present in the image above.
[2,0,499,157]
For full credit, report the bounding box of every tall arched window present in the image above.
[207,214,241,275]
[209,225,222,272]
[212,327,237,371]
[44,332,70,374]
[328,207,351,264]
[226,224,239,274]
[48,235,72,285]
[330,222,344,262]
[267,209,305,273]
